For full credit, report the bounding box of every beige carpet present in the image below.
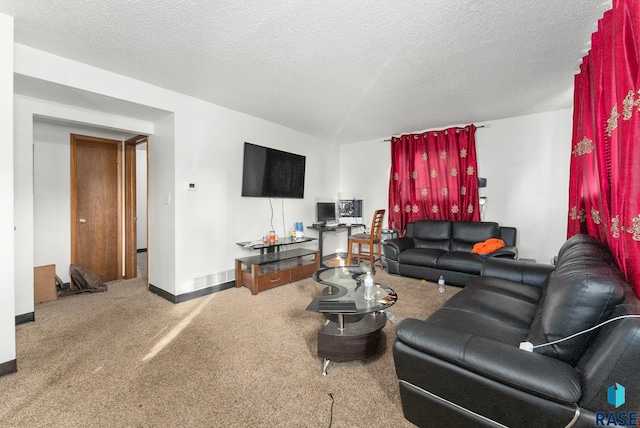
[1,268,459,428]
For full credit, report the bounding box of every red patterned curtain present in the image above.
[388,125,480,234]
[569,0,640,296]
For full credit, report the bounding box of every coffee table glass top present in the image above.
[306,267,397,314]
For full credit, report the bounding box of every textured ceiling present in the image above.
[2,0,611,143]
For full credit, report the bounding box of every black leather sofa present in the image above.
[383,220,518,286]
[392,234,640,427]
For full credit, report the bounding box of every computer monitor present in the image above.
[316,202,337,224]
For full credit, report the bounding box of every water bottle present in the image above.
[364,272,375,301]
[386,311,398,324]
[438,275,445,293]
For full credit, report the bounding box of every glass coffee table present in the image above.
[306,266,397,375]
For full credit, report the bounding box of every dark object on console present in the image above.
[317,300,357,313]
[392,234,640,427]
[383,220,518,286]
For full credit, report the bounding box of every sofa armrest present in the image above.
[382,237,414,261]
[487,245,518,259]
[499,226,517,247]
[480,258,554,287]
[395,320,581,404]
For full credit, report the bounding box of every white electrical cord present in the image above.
[519,315,640,351]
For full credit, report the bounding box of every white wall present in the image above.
[340,109,573,265]
[12,98,35,318]
[476,110,572,264]
[13,44,340,316]
[0,12,16,367]
[172,104,339,294]
[339,138,391,229]
[32,120,137,283]
[14,96,157,316]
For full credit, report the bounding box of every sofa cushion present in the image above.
[450,221,500,252]
[424,309,531,346]
[467,275,543,305]
[410,220,452,241]
[526,237,627,364]
[424,282,538,344]
[556,233,613,263]
[557,236,614,266]
[413,238,450,251]
[440,284,538,331]
[499,226,517,247]
[398,248,443,267]
[574,290,640,411]
[436,252,485,275]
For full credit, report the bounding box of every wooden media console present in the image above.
[235,248,320,295]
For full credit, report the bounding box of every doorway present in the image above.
[125,135,149,280]
[70,133,148,282]
[70,134,122,282]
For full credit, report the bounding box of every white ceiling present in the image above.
[2,0,611,144]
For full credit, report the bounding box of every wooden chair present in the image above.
[346,209,386,274]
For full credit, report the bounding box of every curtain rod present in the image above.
[383,125,487,142]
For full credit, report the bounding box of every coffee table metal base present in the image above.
[318,312,387,375]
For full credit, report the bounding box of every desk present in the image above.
[307,224,365,264]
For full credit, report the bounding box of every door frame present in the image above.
[124,135,149,279]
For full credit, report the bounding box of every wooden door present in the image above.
[71,134,122,282]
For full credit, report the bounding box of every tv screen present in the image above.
[241,142,306,198]
[316,202,336,224]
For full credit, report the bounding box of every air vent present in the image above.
[192,270,236,290]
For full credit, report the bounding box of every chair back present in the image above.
[370,209,386,243]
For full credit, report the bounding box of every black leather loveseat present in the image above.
[392,234,640,427]
[383,220,518,286]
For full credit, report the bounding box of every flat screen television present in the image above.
[241,142,306,198]
[316,202,337,224]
